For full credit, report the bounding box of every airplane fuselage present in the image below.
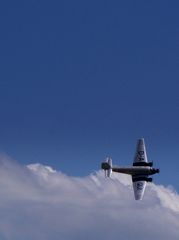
[112,166,159,176]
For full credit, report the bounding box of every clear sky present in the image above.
[0,1,179,189]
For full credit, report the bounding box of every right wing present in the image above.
[132,178,146,200]
[133,138,148,165]
[132,139,148,200]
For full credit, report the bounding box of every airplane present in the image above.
[101,138,160,200]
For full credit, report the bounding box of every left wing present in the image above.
[133,138,148,165]
[132,177,146,200]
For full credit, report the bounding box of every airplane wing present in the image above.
[132,139,147,200]
[133,138,148,165]
[132,178,146,200]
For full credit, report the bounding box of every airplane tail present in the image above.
[101,157,112,177]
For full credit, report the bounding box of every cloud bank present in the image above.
[0,156,179,240]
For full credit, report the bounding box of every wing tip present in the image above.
[138,137,144,142]
[134,196,143,200]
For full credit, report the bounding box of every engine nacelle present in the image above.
[147,162,153,167]
[147,177,153,182]
[133,177,153,182]
[133,161,153,167]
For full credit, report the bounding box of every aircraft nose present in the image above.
[152,168,160,174]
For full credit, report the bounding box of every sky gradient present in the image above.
[0,1,179,190]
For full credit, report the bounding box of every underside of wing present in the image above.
[133,138,148,164]
[132,180,146,200]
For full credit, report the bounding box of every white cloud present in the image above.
[0,156,179,240]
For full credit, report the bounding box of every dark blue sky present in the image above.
[0,1,179,189]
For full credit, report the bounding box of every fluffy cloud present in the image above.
[0,156,179,240]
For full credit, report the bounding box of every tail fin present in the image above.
[101,157,112,177]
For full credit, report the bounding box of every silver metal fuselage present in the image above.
[112,166,156,176]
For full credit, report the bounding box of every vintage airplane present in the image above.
[101,138,160,200]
